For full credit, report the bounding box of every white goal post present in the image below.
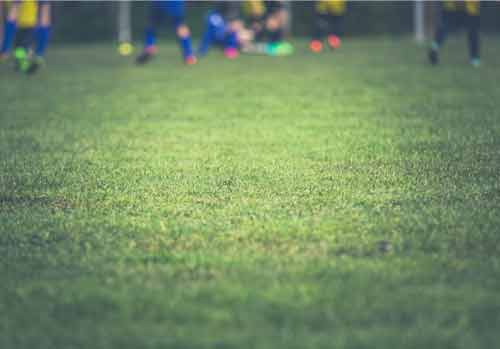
[414,0,425,43]
[117,0,132,44]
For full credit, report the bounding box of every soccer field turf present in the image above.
[1,38,500,348]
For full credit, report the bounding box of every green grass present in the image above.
[1,37,500,349]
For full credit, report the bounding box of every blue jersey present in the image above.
[207,10,227,43]
[151,0,185,22]
[197,10,233,56]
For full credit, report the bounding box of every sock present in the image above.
[145,28,156,49]
[179,35,193,59]
[198,19,217,56]
[225,30,238,50]
[431,41,439,51]
[198,30,212,56]
[34,26,50,57]
[1,20,17,54]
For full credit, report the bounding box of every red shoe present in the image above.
[184,55,197,65]
[309,40,323,53]
[224,47,239,59]
[327,35,341,50]
[144,45,158,55]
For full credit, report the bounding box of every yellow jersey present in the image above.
[243,0,266,19]
[316,0,347,16]
[443,1,480,16]
[5,0,39,28]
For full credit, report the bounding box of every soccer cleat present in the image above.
[135,46,157,65]
[327,35,341,50]
[309,40,323,53]
[25,56,45,75]
[266,42,294,56]
[224,47,239,59]
[470,58,480,68]
[184,55,197,65]
[136,52,153,65]
[428,48,439,65]
[278,42,294,56]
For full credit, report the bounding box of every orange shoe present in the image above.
[184,55,197,65]
[327,35,341,50]
[309,40,323,53]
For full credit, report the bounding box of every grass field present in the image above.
[1,37,500,349]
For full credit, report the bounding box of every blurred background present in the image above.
[48,1,500,44]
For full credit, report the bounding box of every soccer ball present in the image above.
[118,42,134,56]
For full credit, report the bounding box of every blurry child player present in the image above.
[242,0,266,41]
[136,0,196,65]
[429,0,481,67]
[241,0,293,56]
[310,0,346,53]
[0,0,51,74]
[262,1,292,55]
[198,2,240,59]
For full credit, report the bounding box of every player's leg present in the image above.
[34,1,50,57]
[465,1,480,67]
[175,23,195,64]
[136,1,163,65]
[25,1,50,74]
[1,1,20,59]
[327,14,343,50]
[164,0,195,64]
[220,3,241,58]
[310,12,328,53]
[198,5,239,59]
[263,1,293,56]
[429,3,452,65]
[198,10,223,57]
[265,1,285,44]
[222,19,240,58]
[12,27,32,70]
[325,1,346,50]
[8,0,37,70]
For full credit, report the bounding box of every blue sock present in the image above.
[1,20,17,54]
[145,28,156,48]
[225,31,238,50]
[198,11,226,56]
[198,29,214,56]
[35,26,50,57]
[179,36,193,59]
